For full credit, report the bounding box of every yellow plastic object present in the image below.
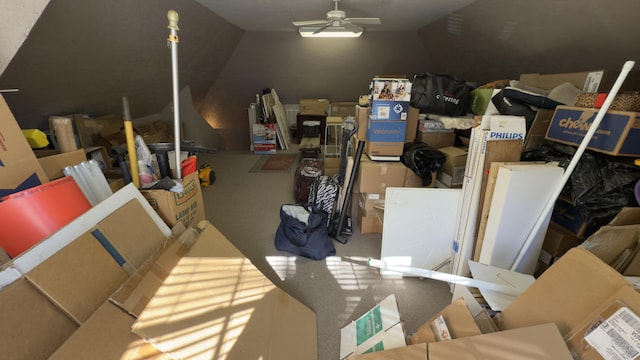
[22,129,49,148]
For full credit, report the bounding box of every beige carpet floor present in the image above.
[197,147,452,360]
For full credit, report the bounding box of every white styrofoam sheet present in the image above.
[381,187,461,277]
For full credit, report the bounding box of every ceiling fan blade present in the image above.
[313,23,332,34]
[345,18,381,25]
[341,22,363,33]
[292,20,330,27]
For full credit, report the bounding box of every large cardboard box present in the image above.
[357,159,406,194]
[546,105,640,156]
[141,172,205,228]
[498,247,640,359]
[356,105,370,139]
[519,69,640,92]
[299,98,330,115]
[331,101,357,118]
[34,149,87,180]
[428,323,572,360]
[366,117,407,142]
[436,146,467,188]
[523,109,554,151]
[416,132,456,149]
[0,95,49,198]
[370,78,412,120]
[365,141,404,157]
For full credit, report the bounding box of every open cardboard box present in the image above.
[0,184,317,360]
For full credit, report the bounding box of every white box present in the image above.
[339,294,406,359]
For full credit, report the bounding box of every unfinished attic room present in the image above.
[3,0,640,358]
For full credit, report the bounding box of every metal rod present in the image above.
[509,60,636,271]
[168,10,181,179]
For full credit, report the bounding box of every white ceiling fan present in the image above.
[292,0,381,36]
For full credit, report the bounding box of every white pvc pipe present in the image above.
[168,10,181,179]
[368,258,522,297]
[510,60,636,271]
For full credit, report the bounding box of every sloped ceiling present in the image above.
[0,0,243,139]
[194,0,476,31]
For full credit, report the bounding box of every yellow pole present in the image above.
[123,96,140,188]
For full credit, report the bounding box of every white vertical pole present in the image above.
[510,60,636,271]
[167,10,181,179]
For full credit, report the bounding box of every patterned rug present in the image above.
[249,153,299,173]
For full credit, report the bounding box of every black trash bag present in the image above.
[522,142,640,234]
[401,142,446,186]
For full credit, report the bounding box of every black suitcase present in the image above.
[294,158,323,204]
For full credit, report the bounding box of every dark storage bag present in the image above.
[410,73,471,116]
[275,204,335,260]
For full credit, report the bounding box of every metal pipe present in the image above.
[167,10,181,179]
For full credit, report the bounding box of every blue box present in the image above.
[546,106,640,156]
[370,78,412,120]
[366,118,407,143]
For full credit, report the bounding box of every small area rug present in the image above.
[249,153,299,173]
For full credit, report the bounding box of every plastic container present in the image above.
[0,176,92,258]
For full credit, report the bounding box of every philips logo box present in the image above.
[369,78,412,120]
[546,105,640,156]
[366,117,407,142]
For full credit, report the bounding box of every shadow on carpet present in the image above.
[249,153,299,173]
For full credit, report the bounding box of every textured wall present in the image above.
[417,0,640,85]
[200,31,431,150]
[0,0,242,148]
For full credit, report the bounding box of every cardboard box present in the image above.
[357,159,406,194]
[538,222,584,268]
[416,132,456,149]
[497,247,640,359]
[0,95,49,198]
[34,149,87,180]
[519,69,640,92]
[340,294,405,359]
[428,323,572,360]
[356,105,370,139]
[367,118,407,142]
[299,98,330,115]
[1,184,318,360]
[407,299,482,345]
[132,221,318,360]
[358,215,383,234]
[359,192,384,218]
[365,141,404,157]
[141,172,205,228]
[436,146,467,188]
[370,78,412,120]
[551,197,594,238]
[252,123,277,154]
[405,106,419,141]
[546,105,640,156]
[523,109,554,151]
[348,343,427,360]
[331,101,357,118]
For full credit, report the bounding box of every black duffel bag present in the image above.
[410,73,471,116]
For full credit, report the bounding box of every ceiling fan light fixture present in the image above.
[298,26,362,38]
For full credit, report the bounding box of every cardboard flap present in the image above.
[501,247,630,334]
[428,323,572,359]
[132,221,318,359]
[408,298,482,345]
